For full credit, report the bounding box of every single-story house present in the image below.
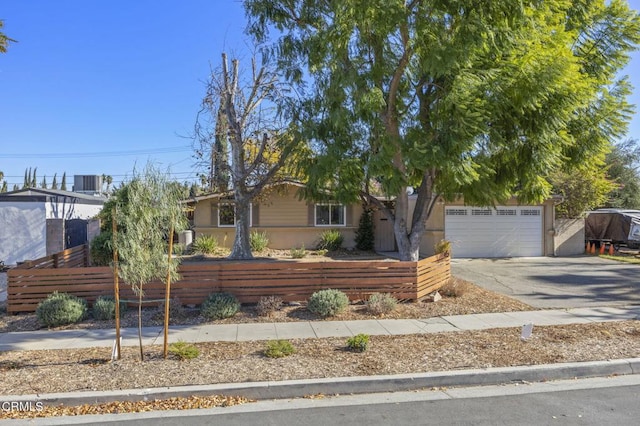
[0,188,106,266]
[188,182,364,250]
[187,182,582,258]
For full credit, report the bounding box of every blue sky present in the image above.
[1,1,639,190]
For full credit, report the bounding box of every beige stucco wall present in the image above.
[553,218,585,256]
[192,186,363,250]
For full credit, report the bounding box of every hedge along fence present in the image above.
[7,254,450,314]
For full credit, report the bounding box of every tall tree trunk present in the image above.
[394,188,421,261]
[229,199,253,259]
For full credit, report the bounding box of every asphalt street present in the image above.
[451,256,640,309]
[14,375,640,426]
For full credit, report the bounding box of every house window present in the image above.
[218,203,252,227]
[315,203,346,226]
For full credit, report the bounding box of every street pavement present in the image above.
[451,256,640,308]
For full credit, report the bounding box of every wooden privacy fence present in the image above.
[14,244,89,270]
[7,254,450,314]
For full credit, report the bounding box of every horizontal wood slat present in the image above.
[7,253,450,313]
[14,244,89,270]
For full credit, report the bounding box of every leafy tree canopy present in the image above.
[246,0,640,260]
[605,138,640,209]
[0,19,16,53]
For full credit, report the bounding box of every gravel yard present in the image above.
[1,277,639,419]
[2,321,639,397]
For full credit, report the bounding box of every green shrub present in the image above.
[192,234,218,255]
[256,295,283,317]
[264,340,296,358]
[172,243,186,256]
[169,341,200,360]
[366,293,397,315]
[316,229,344,251]
[290,245,307,259]
[346,334,370,352]
[201,292,240,320]
[92,295,127,320]
[36,292,88,327]
[355,208,375,251]
[90,232,113,266]
[307,289,349,317]
[250,231,269,252]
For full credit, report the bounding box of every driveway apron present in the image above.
[451,256,640,309]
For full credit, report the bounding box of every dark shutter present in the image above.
[308,203,315,226]
[252,204,259,226]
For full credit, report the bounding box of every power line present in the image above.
[0,146,192,159]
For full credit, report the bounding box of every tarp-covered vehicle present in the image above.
[585,209,640,249]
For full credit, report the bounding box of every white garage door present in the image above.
[445,206,543,258]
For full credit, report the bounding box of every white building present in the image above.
[0,188,106,266]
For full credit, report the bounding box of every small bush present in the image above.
[290,245,306,259]
[256,295,283,317]
[434,239,451,256]
[264,340,296,358]
[439,278,470,298]
[250,231,269,252]
[172,243,186,256]
[201,292,240,320]
[307,289,349,317]
[36,292,88,327]
[366,293,397,315]
[192,234,218,255]
[157,297,186,320]
[317,229,344,251]
[169,341,200,360]
[346,334,370,352]
[92,295,127,320]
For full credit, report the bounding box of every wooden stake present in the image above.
[112,207,121,360]
[163,224,175,359]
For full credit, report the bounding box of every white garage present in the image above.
[445,206,543,258]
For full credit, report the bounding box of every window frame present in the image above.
[314,203,346,227]
[217,202,252,227]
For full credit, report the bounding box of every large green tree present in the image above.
[605,138,640,209]
[246,0,640,260]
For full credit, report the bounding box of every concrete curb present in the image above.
[2,358,640,407]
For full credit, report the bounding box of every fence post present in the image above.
[53,253,59,268]
[84,243,90,267]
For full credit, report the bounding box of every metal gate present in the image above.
[65,219,88,249]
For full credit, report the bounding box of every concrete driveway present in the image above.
[451,256,640,309]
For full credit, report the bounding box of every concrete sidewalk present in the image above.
[1,305,639,352]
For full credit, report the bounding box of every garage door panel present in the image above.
[445,206,542,258]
